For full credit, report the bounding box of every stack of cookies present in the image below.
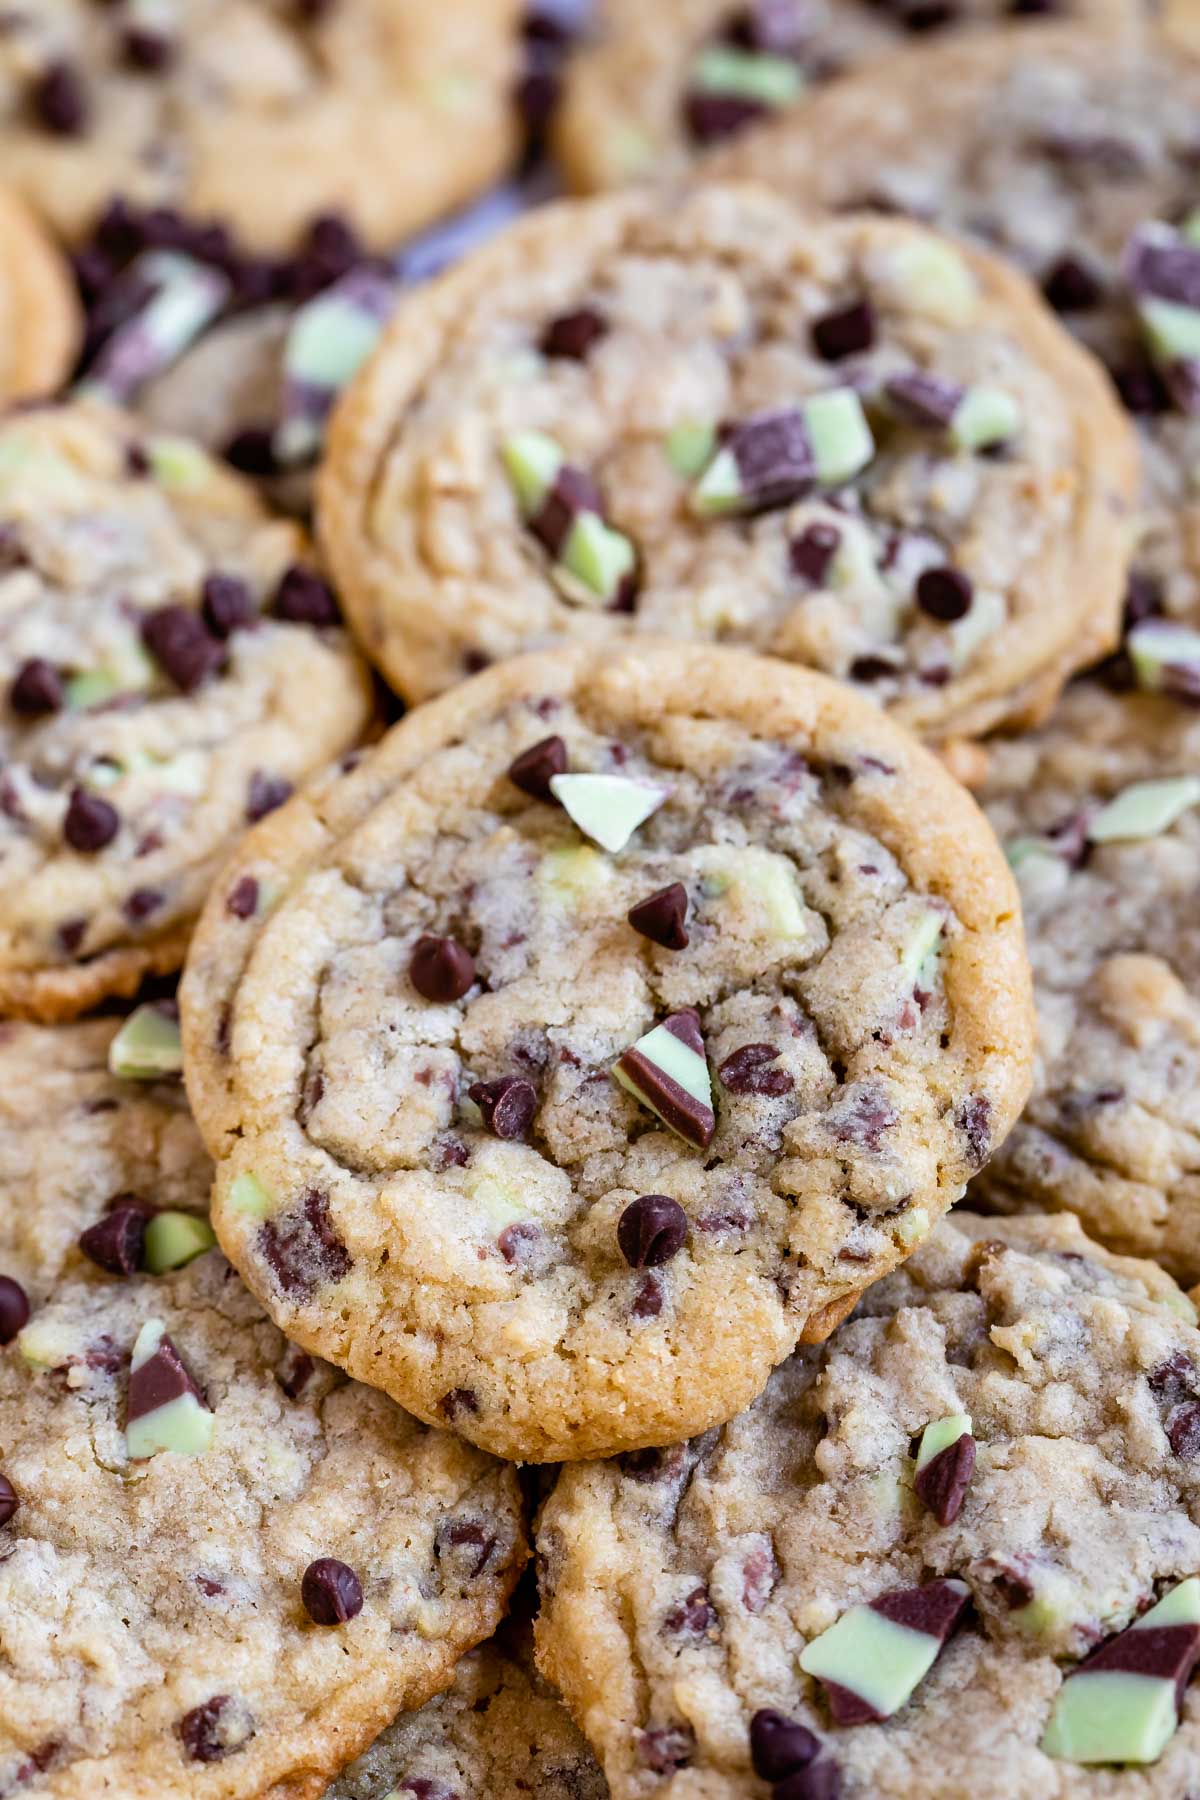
[3,3,1200,1795]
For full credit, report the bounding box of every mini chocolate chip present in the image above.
[750,1710,820,1782]
[32,59,89,134]
[65,789,119,853]
[790,522,840,586]
[811,299,875,361]
[122,26,174,69]
[628,883,689,950]
[915,565,973,622]
[0,1474,17,1527]
[0,1277,29,1344]
[469,1076,537,1141]
[540,307,608,360]
[508,734,567,800]
[301,1556,364,1625]
[618,1195,687,1269]
[273,565,340,626]
[79,1206,147,1276]
[141,605,223,692]
[10,658,63,716]
[719,1042,794,1096]
[1042,254,1102,312]
[201,573,255,639]
[1169,1403,1200,1458]
[410,935,476,1003]
[246,771,292,823]
[226,876,259,919]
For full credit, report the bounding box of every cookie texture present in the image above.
[0,185,79,403]
[715,25,1200,649]
[0,403,373,1021]
[320,183,1136,738]
[972,680,1200,1283]
[181,642,1033,1462]
[552,0,1139,194]
[537,1211,1200,1799]
[0,0,523,253]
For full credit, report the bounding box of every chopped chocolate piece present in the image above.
[663,1582,717,1638]
[812,299,876,361]
[201,574,255,639]
[1043,1579,1200,1764]
[64,788,119,853]
[0,1276,29,1344]
[79,1206,147,1277]
[123,887,163,923]
[749,1709,821,1780]
[885,371,963,429]
[915,565,973,622]
[31,59,89,135]
[628,882,690,949]
[258,1189,350,1297]
[685,89,767,143]
[469,1076,538,1141]
[613,1010,715,1148]
[410,934,476,1003]
[508,733,568,801]
[719,1042,794,1096]
[141,604,223,691]
[790,522,841,586]
[618,1194,688,1268]
[273,565,340,627]
[540,307,608,360]
[10,658,63,716]
[697,408,815,513]
[0,1474,17,1527]
[301,1556,364,1625]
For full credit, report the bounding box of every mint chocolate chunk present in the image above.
[799,1579,969,1724]
[125,1319,214,1459]
[613,1010,715,1149]
[1042,1578,1200,1764]
[913,1412,975,1524]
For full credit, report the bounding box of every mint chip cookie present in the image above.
[180,643,1033,1462]
[973,679,1200,1284]
[0,0,523,254]
[0,185,79,404]
[536,1211,1200,1798]
[319,184,1136,739]
[0,403,372,1021]
[552,0,1139,194]
[716,25,1200,659]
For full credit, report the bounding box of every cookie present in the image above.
[551,0,1139,194]
[324,1627,606,1800]
[0,185,79,403]
[0,402,373,1021]
[715,25,1200,651]
[179,641,1034,1463]
[319,183,1137,738]
[0,0,523,254]
[536,1210,1200,1798]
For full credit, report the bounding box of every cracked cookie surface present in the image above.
[320,184,1135,739]
[181,642,1033,1462]
[0,185,78,403]
[0,403,372,1021]
[536,1210,1200,1799]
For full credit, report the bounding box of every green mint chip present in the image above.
[143,1212,217,1274]
[549,772,669,853]
[1088,776,1200,844]
[108,1005,183,1081]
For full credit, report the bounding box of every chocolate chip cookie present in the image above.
[319,183,1136,738]
[552,0,1139,194]
[0,184,79,403]
[0,0,523,253]
[537,1210,1200,1797]
[0,403,373,1021]
[180,641,1034,1462]
[716,25,1200,652]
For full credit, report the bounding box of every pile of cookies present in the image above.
[5,1,1200,1795]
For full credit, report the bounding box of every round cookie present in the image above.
[714,25,1200,648]
[0,402,373,1021]
[972,679,1200,1284]
[0,185,79,403]
[180,642,1034,1463]
[0,0,523,254]
[536,1210,1200,1799]
[552,0,1140,194]
[319,183,1137,738]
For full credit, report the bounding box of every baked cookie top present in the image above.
[552,0,1140,194]
[536,1210,1200,1799]
[716,25,1200,650]
[0,0,523,253]
[0,403,373,1021]
[180,642,1034,1462]
[0,185,78,403]
[319,184,1136,738]
[974,679,1200,1284]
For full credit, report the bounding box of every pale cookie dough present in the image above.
[319,183,1136,739]
[715,26,1200,651]
[180,642,1034,1463]
[0,185,78,402]
[537,1211,1200,1799]
[0,0,523,253]
[0,403,373,1021]
[973,680,1200,1285]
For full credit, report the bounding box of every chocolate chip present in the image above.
[226,876,259,919]
[440,1387,479,1420]
[776,1763,842,1800]
[124,887,163,923]
[301,1556,363,1625]
[10,658,63,716]
[32,59,89,134]
[246,771,292,823]
[663,1582,717,1639]
[258,1189,350,1297]
[618,1195,687,1269]
[719,1042,794,1096]
[410,935,476,1003]
[79,1206,146,1276]
[469,1076,537,1141]
[749,1709,820,1781]
[224,426,280,476]
[540,307,608,360]
[273,565,340,627]
[685,90,765,144]
[1111,357,1171,416]
[0,1474,17,1527]
[811,300,875,361]
[201,573,255,639]
[179,1695,255,1764]
[915,565,973,622]
[724,0,809,53]
[508,734,567,800]
[789,522,840,586]
[439,1518,498,1577]
[1042,254,1102,313]
[884,371,963,429]
[126,1328,207,1427]
[64,788,119,853]
[0,1277,29,1344]
[913,1432,976,1525]
[141,605,223,692]
[957,1094,992,1168]
[1150,1352,1196,1403]
[628,882,689,950]
[849,654,900,683]
[122,27,174,70]
[1169,1403,1200,1459]
[58,918,87,955]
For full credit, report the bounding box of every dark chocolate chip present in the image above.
[789,522,840,586]
[10,658,63,717]
[201,573,255,639]
[719,1042,794,1097]
[179,1695,255,1764]
[1111,357,1171,416]
[749,1709,820,1781]
[0,1474,17,1527]
[915,565,973,622]
[124,887,163,923]
[508,734,567,800]
[811,299,875,361]
[0,1276,29,1344]
[540,307,608,360]
[410,935,476,1003]
[32,59,89,135]
[1169,1403,1200,1459]
[64,788,119,853]
[618,1194,687,1269]
[727,409,815,512]
[776,1762,842,1800]
[469,1076,537,1141]
[273,565,340,627]
[122,27,174,70]
[224,426,281,477]
[1042,254,1103,313]
[226,876,259,919]
[871,1578,969,1640]
[79,1206,147,1277]
[684,90,765,144]
[628,882,689,950]
[258,1189,351,1297]
[141,605,223,692]
[913,1432,976,1525]
[246,771,292,823]
[301,1556,363,1625]
[58,918,87,955]
[1150,1352,1196,1403]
